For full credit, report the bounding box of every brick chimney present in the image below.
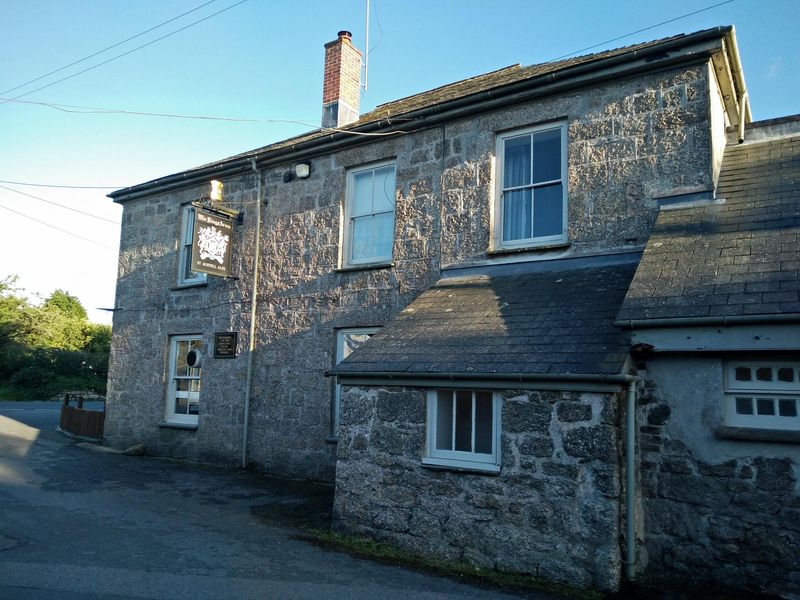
[322,30,362,129]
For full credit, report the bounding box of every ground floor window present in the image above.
[423,389,501,472]
[332,327,379,437]
[724,360,800,431]
[166,335,203,425]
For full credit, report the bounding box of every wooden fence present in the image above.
[59,393,105,440]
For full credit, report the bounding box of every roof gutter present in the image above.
[110,27,731,203]
[615,313,800,329]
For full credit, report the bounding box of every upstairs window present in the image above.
[423,389,501,472]
[724,361,800,431]
[178,205,206,286]
[343,161,396,267]
[495,123,567,249]
[332,327,379,438]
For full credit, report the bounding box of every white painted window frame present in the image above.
[723,361,800,431]
[332,327,380,437]
[342,160,396,267]
[423,389,501,473]
[166,334,203,425]
[178,204,207,286]
[493,122,568,250]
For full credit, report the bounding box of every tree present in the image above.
[0,278,112,398]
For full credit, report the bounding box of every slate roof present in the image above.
[111,26,731,199]
[617,132,800,324]
[332,256,639,378]
[199,29,715,166]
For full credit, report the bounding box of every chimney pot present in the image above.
[338,30,352,40]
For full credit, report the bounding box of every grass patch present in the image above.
[301,528,602,600]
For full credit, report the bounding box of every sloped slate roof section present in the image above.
[617,133,800,324]
[333,257,638,378]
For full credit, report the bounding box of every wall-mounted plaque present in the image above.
[214,332,238,358]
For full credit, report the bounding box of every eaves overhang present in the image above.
[110,26,733,204]
[325,370,639,393]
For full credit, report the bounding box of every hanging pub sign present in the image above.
[191,207,233,278]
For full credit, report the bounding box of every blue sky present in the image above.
[1,0,798,323]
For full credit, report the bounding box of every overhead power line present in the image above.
[1,96,407,136]
[0,0,219,98]
[0,185,120,225]
[548,0,736,62]
[0,201,117,251]
[0,0,249,106]
[0,179,126,189]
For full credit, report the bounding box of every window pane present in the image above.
[756,398,775,415]
[341,333,372,362]
[184,209,195,244]
[504,136,531,188]
[779,399,798,417]
[175,341,189,376]
[436,391,453,451]
[175,397,188,415]
[532,128,561,183]
[756,367,773,382]
[353,171,373,215]
[735,397,753,415]
[778,368,795,383]
[474,392,493,454]
[372,166,395,212]
[372,212,394,259]
[455,391,473,452]
[350,216,374,260]
[187,401,199,415]
[532,183,563,238]
[735,367,752,382]
[503,189,532,241]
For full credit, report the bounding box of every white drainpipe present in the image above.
[242,159,263,468]
[625,379,637,581]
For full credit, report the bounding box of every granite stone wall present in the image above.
[334,386,625,591]
[106,61,715,480]
[635,356,800,598]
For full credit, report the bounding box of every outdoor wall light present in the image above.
[210,180,224,202]
[284,162,312,182]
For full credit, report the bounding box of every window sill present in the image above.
[422,457,501,474]
[335,262,394,273]
[714,425,800,444]
[159,421,199,431]
[487,242,571,257]
[171,282,208,291]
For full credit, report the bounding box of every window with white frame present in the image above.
[166,335,203,425]
[178,205,206,286]
[332,327,379,437]
[724,361,800,431]
[495,123,567,249]
[343,161,396,266]
[423,389,501,472]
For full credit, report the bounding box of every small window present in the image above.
[725,361,800,431]
[178,205,207,286]
[166,335,203,424]
[332,327,379,437]
[423,389,501,472]
[494,123,567,250]
[342,161,396,267]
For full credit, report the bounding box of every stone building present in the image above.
[106,26,798,596]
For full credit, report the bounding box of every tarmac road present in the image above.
[0,401,553,600]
